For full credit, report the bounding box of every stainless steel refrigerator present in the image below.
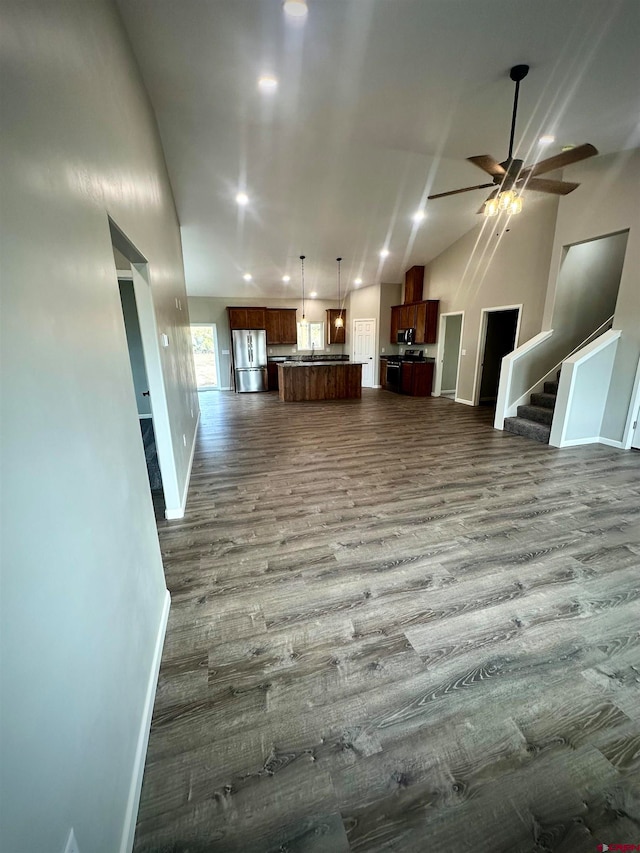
[232,329,268,392]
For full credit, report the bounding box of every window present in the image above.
[297,321,324,351]
[190,324,219,388]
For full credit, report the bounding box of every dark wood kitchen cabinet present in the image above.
[227,307,266,330]
[400,361,434,396]
[266,361,279,390]
[389,300,439,344]
[326,309,347,344]
[390,306,400,344]
[265,308,297,345]
[404,265,425,303]
[414,300,439,344]
[399,303,416,330]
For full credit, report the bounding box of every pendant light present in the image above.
[299,255,308,325]
[335,257,344,329]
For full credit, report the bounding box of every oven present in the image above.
[385,361,401,390]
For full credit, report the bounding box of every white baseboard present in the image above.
[440,389,455,395]
[164,410,200,520]
[556,436,600,447]
[119,589,170,853]
[372,384,382,389]
[455,398,475,406]
[556,435,625,449]
[598,436,624,448]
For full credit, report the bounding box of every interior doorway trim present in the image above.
[472,304,522,406]
[109,217,183,518]
[622,353,640,449]
[352,317,377,388]
[433,311,465,398]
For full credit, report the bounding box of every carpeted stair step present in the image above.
[504,416,551,443]
[516,403,554,426]
[530,391,557,410]
[544,380,559,394]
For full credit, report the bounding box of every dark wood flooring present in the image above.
[134,390,640,853]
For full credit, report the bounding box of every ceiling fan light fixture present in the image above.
[498,189,517,211]
[484,198,500,217]
[283,0,308,18]
[508,196,523,215]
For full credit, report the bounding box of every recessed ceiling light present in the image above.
[243,273,252,281]
[538,134,555,145]
[309,291,317,298]
[283,0,308,18]
[354,278,362,285]
[235,192,249,206]
[258,75,278,92]
[282,275,290,282]
[562,144,576,151]
[412,210,426,223]
[379,248,390,258]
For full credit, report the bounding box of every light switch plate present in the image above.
[161,333,169,347]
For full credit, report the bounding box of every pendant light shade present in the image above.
[335,257,344,328]
[299,255,308,325]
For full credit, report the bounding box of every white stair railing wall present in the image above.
[494,315,615,431]
[549,330,621,447]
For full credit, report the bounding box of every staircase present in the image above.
[503,374,559,444]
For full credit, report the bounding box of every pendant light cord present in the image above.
[300,254,306,320]
[337,257,342,321]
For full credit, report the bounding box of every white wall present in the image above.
[0,1,197,851]
[424,196,559,402]
[542,149,640,442]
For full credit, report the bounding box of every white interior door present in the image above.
[353,318,376,387]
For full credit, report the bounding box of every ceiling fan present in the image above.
[428,64,598,215]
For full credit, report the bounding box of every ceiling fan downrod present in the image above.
[507,64,529,162]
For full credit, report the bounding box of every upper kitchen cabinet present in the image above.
[399,303,416,330]
[404,265,424,303]
[414,301,439,344]
[390,305,400,343]
[389,299,439,344]
[227,307,266,330]
[265,308,297,345]
[326,309,347,345]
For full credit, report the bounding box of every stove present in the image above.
[385,349,425,364]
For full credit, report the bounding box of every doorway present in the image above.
[352,318,376,387]
[190,324,219,390]
[110,218,181,519]
[436,312,463,399]
[475,306,521,406]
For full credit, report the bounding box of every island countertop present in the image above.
[277,361,362,401]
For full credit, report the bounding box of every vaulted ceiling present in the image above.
[117,0,640,299]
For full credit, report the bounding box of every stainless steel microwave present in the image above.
[397,328,415,344]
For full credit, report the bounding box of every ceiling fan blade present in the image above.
[523,143,598,178]
[428,182,494,200]
[477,189,498,214]
[467,155,506,177]
[520,177,580,195]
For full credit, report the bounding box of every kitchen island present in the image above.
[277,361,362,402]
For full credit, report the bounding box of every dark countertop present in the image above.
[269,354,349,363]
[278,361,363,367]
[380,355,435,363]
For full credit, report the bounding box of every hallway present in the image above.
[135,390,640,852]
